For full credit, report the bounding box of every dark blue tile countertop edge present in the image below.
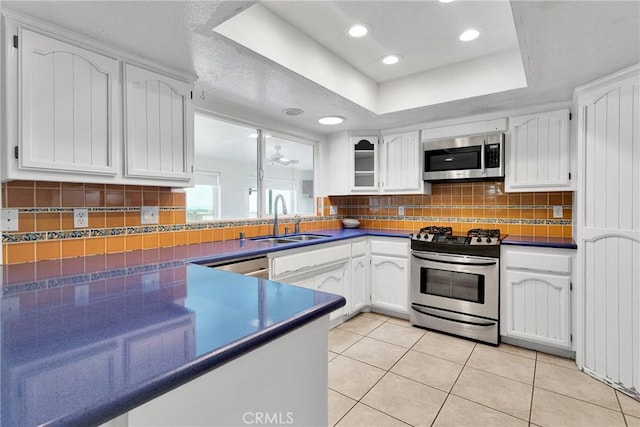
[501,234,577,249]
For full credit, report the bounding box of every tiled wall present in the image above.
[2,180,572,265]
[1,181,340,265]
[326,181,573,238]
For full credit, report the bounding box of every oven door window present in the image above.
[420,267,484,304]
[425,146,481,172]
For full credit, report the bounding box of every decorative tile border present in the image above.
[345,215,572,226]
[2,215,337,243]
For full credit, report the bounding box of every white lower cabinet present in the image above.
[370,238,410,315]
[268,237,410,323]
[313,262,350,321]
[501,245,574,350]
[351,254,369,313]
[269,242,352,321]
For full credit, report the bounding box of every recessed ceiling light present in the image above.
[459,29,480,42]
[318,116,345,125]
[348,24,368,38]
[381,55,401,65]
[281,108,304,116]
[438,0,455,3]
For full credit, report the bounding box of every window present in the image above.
[185,171,220,221]
[188,113,315,221]
[264,135,315,216]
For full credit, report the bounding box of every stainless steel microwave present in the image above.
[422,133,505,181]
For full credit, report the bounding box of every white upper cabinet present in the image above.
[2,17,194,186]
[17,28,120,176]
[506,108,572,192]
[351,136,379,191]
[381,131,421,192]
[321,131,425,195]
[124,64,193,182]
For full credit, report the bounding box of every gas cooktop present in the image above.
[409,226,502,257]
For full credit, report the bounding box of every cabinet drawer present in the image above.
[370,239,408,257]
[505,250,571,274]
[271,244,351,277]
[352,240,367,257]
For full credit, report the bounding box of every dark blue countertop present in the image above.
[0,228,408,427]
[501,235,577,249]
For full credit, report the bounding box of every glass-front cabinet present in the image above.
[351,136,378,191]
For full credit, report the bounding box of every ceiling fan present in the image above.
[270,146,299,166]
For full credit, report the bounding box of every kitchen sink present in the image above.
[250,234,330,244]
[282,234,329,241]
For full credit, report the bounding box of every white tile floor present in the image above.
[328,312,640,427]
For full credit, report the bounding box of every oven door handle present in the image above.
[411,253,497,267]
[411,304,496,327]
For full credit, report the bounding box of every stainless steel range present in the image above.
[409,226,501,345]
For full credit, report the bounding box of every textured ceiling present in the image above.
[3,0,639,139]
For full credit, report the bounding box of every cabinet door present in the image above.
[506,109,571,191]
[124,64,193,181]
[350,136,379,192]
[578,68,640,393]
[503,270,571,349]
[351,254,369,313]
[314,262,349,320]
[19,28,119,176]
[370,255,409,314]
[381,131,421,192]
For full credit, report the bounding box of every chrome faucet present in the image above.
[272,194,288,237]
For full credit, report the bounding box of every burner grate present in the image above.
[418,226,453,235]
[467,228,501,238]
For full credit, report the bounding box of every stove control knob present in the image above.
[486,237,492,243]
[476,237,482,243]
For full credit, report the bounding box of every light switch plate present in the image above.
[398,206,405,216]
[553,206,563,218]
[1,209,19,231]
[329,206,337,215]
[73,208,89,228]
[140,206,159,224]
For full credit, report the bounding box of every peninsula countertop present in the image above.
[0,241,353,426]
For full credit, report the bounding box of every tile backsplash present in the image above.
[1,181,340,264]
[325,181,573,238]
[2,180,572,265]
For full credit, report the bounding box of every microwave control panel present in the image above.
[484,143,501,168]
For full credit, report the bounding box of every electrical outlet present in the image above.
[553,206,563,218]
[1,209,19,231]
[329,206,337,215]
[140,206,159,224]
[73,208,89,228]
[398,206,405,216]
